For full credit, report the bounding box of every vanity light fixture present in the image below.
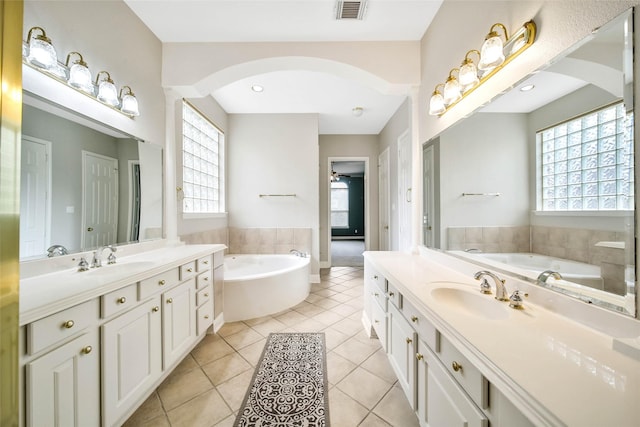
[95,71,119,106]
[26,26,58,70]
[352,106,364,117]
[119,86,140,116]
[65,52,93,94]
[428,20,536,116]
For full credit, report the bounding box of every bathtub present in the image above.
[223,254,311,322]
[472,252,604,289]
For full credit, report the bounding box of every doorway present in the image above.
[328,158,368,267]
[397,130,412,251]
[81,151,119,250]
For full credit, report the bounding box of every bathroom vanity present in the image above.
[363,248,640,427]
[18,242,225,427]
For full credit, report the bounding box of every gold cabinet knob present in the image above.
[411,316,418,322]
[204,277,209,281]
[152,306,159,312]
[187,268,193,273]
[117,296,126,304]
[388,291,395,297]
[373,293,379,297]
[203,260,209,265]
[204,293,209,297]
[416,353,424,361]
[159,279,166,285]
[374,320,380,324]
[82,346,92,354]
[204,315,210,319]
[167,298,173,304]
[63,320,75,329]
[87,227,94,232]
[406,337,413,344]
[452,361,462,372]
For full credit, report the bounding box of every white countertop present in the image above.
[364,250,640,427]
[20,244,226,325]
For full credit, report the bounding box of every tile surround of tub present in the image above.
[447,226,530,253]
[181,228,229,248]
[228,227,312,255]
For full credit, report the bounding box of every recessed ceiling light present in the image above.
[251,85,264,93]
[520,84,535,92]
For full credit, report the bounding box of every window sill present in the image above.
[182,212,228,220]
[532,210,632,217]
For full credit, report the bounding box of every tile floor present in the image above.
[123,267,420,427]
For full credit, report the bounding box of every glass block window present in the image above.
[539,103,634,211]
[331,181,349,228]
[182,102,225,214]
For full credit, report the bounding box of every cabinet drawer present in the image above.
[439,335,489,409]
[403,298,438,351]
[370,284,387,312]
[196,270,212,290]
[27,299,99,355]
[196,284,213,307]
[387,281,402,309]
[180,261,197,281]
[197,255,213,272]
[138,268,179,300]
[197,299,214,335]
[101,284,137,318]
[371,297,387,351]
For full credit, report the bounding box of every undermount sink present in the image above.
[83,261,156,276]
[430,284,510,320]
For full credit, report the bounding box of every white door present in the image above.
[397,130,412,251]
[423,145,435,247]
[20,136,51,258]
[378,148,390,251]
[82,151,118,250]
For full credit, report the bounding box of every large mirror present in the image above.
[20,92,164,260]
[423,10,636,316]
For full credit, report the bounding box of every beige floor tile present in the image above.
[217,321,249,337]
[336,367,393,409]
[333,336,382,366]
[322,326,351,350]
[305,293,325,303]
[224,327,263,350]
[250,317,287,336]
[213,414,237,427]
[167,388,232,427]
[341,286,363,297]
[217,369,254,411]
[330,303,360,317]
[326,351,357,385]
[312,310,344,326]
[274,310,308,326]
[237,338,267,366]
[360,412,393,426]
[123,413,171,427]
[201,353,252,386]
[294,303,325,317]
[191,334,236,366]
[373,384,420,427]
[333,317,369,337]
[328,387,369,426]
[158,367,214,411]
[242,315,273,327]
[329,293,354,303]
[170,353,199,376]
[360,349,398,384]
[328,284,349,293]
[314,297,341,310]
[313,288,338,297]
[121,392,164,426]
[292,317,326,332]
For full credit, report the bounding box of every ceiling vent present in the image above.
[335,1,368,20]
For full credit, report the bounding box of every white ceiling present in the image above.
[124,0,443,134]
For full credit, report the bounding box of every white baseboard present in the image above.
[212,313,224,333]
[310,274,320,284]
[319,261,331,269]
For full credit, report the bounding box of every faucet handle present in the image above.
[479,278,492,295]
[509,290,528,309]
[78,257,89,272]
[107,252,117,265]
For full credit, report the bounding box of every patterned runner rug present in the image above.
[235,332,329,427]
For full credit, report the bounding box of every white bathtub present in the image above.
[474,253,604,289]
[223,254,311,322]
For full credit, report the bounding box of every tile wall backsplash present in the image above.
[180,228,229,249]
[447,226,530,253]
[228,227,312,255]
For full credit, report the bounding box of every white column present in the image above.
[410,86,423,253]
[163,89,181,243]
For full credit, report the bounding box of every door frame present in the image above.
[326,156,369,267]
[397,129,412,251]
[81,150,118,249]
[378,147,391,251]
[423,144,435,248]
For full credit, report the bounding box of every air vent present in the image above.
[335,0,367,20]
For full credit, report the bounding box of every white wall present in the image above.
[228,114,320,272]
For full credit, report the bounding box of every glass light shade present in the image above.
[429,92,446,116]
[27,37,58,69]
[68,63,94,94]
[478,34,505,71]
[443,77,462,105]
[459,61,479,92]
[121,93,140,116]
[97,80,119,106]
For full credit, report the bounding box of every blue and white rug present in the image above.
[235,332,329,427]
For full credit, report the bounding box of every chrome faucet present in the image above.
[537,270,562,285]
[289,249,308,258]
[46,244,68,257]
[91,245,117,268]
[474,270,509,301]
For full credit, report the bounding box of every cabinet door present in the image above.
[163,278,197,369]
[26,329,100,427]
[388,304,416,408]
[102,297,162,427]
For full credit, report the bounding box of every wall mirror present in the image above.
[423,9,636,317]
[20,92,164,260]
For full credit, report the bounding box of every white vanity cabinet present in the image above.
[162,278,196,369]
[387,303,416,407]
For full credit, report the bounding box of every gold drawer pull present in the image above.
[416,353,424,361]
[204,277,209,281]
[152,306,159,312]
[117,297,127,304]
[411,316,418,322]
[63,320,75,329]
[406,337,413,344]
[204,315,210,319]
[374,320,380,324]
[388,291,395,297]
[373,293,379,297]
[159,279,166,285]
[167,298,173,304]
[452,361,462,372]
[82,346,92,355]
[204,293,209,297]
[186,268,193,273]
[203,260,209,265]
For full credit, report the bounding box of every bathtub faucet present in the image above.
[474,270,509,301]
[290,249,308,258]
[47,244,68,257]
[537,270,562,286]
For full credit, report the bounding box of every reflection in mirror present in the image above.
[423,10,636,316]
[20,95,163,260]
